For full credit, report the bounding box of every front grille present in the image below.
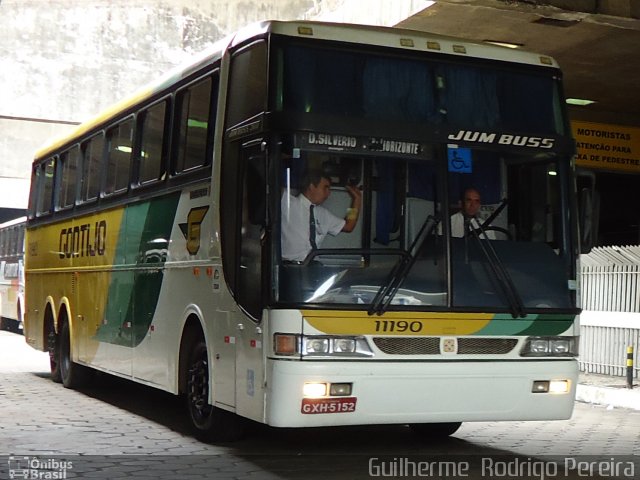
[372,337,440,355]
[372,337,518,355]
[458,338,518,354]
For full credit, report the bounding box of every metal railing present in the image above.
[579,312,639,378]
[581,246,640,312]
[579,246,640,378]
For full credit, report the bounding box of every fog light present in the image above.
[303,383,327,398]
[329,383,352,396]
[549,380,570,394]
[532,380,549,393]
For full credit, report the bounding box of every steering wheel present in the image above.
[472,225,513,240]
[473,198,512,239]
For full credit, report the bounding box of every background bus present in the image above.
[25,21,585,441]
[0,217,25,333]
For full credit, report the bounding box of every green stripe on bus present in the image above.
[95,193,180,347]
[475,313,575,335]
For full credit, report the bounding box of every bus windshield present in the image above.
[272,40,574,314]
[276,143,574,314]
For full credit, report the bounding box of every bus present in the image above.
[0,217,26,333]
[24,21,585,441]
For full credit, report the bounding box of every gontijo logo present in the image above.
[58,220,107,259]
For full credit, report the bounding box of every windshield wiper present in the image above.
[466,219,525,318]
[368,215,440,316]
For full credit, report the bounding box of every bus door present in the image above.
[221,138,268,418]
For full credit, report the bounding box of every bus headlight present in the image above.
[274,334,373,357]
[306,338,330,354]
[521,336,578,357]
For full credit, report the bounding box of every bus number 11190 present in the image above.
[374,320,423,333]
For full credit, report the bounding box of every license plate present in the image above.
[301,397,357,414]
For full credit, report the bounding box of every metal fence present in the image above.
[579,246,640,378]
[579,312,639,378]
[581,245,640,312]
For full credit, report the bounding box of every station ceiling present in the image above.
[396,0,640,127]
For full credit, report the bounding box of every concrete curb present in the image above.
[576,383,640,410]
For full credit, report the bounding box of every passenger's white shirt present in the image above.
[450,211,496,239]
[281,192,345,262]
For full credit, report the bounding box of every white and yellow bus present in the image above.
[25,21,585,441]
[0,217,25,333]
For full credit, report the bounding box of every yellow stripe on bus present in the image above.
[301,310,493,336]
[26,208,124,270]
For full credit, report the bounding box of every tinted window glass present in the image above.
[175,77,214,172]
[276,44,564,135]
[105,118,134,194]
[227,42,267,127]
[27,165,39,218]
[82,134,104,201]
[139,101,167,183]
[59,145,80,208]
[37,158,55,216]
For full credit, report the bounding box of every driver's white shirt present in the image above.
[281,192,345,261]
[450,212,496,239]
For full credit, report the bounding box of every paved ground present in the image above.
[1,330,638,479]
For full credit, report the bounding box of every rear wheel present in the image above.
[410,422,462,438]
[47,325,62,383]
[185,337,244,442]
[59,320,91,388]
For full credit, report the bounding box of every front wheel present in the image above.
[410,422,462,439]
[185,338,244,442]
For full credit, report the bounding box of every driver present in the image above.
[451,187,496,239]
[281,169,362,262]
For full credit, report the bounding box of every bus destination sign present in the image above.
[300,132,428,158]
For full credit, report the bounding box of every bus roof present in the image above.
[34,20,559,162]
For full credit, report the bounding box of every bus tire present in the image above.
[409,422,462,438]
[185,337,245,442]
[59,320,91,389]
[47,323,62,383]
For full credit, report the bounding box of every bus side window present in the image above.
[81,133,105,202]
[0,229,6,257]
[226,41,267,128]
[8,226,16,257]
[137,99,168,184]
[58,145,80,209]
[174,74,217,173]
[36,158,56,217]
[27,165,40,219]
[105,118,134,195]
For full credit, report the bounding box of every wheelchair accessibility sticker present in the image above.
[447,146,472,173]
